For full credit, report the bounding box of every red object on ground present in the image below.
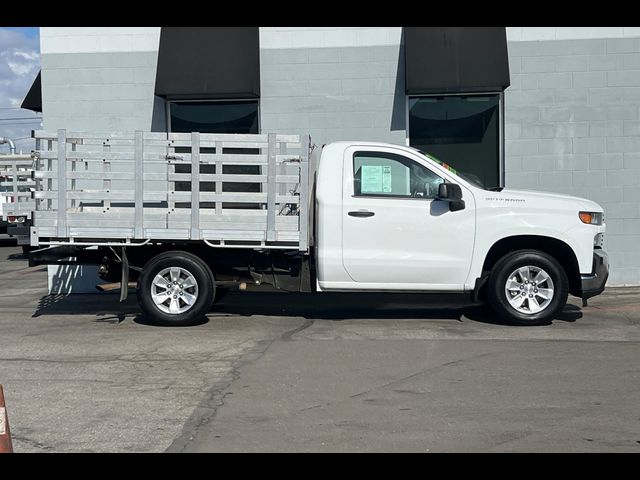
[0,385,14,453]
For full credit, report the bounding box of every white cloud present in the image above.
[13,50,39,61]
[0,28,41,152]
[7,61,35,76]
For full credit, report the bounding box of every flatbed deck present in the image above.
[30,130,311,250]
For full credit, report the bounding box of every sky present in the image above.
[0,26,41,152]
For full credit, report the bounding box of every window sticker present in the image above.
[382,166,392,193]
[361,165,383,193]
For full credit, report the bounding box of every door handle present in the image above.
[348,210,375,218]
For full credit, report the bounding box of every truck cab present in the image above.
[314,141,608,324]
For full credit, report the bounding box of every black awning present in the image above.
[21,71,42,113]
[155,27,260,100]
[405,27,510,95]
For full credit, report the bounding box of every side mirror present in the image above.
[437,183,465,212]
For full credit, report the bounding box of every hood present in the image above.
[482,188,604,212]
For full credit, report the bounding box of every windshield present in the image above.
[419,151,494,190]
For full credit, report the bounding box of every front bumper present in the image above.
[581,249,609,300]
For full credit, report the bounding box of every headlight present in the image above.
[579,211,603,225]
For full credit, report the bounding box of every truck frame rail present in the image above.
[30,130,311,251]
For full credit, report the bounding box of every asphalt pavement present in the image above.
[0,237,638,452]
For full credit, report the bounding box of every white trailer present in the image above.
[0,138,35,248]
[29,129,609,326]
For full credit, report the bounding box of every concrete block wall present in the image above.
[505,35,640,285]
[40,27,161,132]
[41,27,408,143]
[259,27,406,146]
[36,27,640,288]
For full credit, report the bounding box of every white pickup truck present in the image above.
[28,131,609,326]
[314,141,608,325]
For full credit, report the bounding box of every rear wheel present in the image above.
[137,251,214,326]
[487,250,568,326]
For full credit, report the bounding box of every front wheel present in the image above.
[137,251,214,326]
[487,250,568,326]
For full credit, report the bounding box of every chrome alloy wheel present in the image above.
[151,267,199,314]
[504,265,555,315]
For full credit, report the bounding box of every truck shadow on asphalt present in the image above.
[0,238,16,247]
[207,291,582,326]
[0,237,21,257]
[0,237,28,261]
[32,290,583,327]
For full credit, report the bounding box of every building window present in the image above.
[408,94,501,189]
[168,100,259,134]
[168,99,261,210]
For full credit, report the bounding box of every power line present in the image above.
[0,117,43,121]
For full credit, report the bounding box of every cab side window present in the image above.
[353,151,443,198]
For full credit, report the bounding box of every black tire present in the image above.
[487,249,568,326]
[137,251,215,326]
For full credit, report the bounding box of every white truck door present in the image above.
[341,146,476,289]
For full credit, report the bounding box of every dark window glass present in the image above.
[170,100,259,134]
[169,100,262,209]
[353,151,443,199]
[409,95,500,189]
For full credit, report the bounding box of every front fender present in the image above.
[466,210,586,289]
